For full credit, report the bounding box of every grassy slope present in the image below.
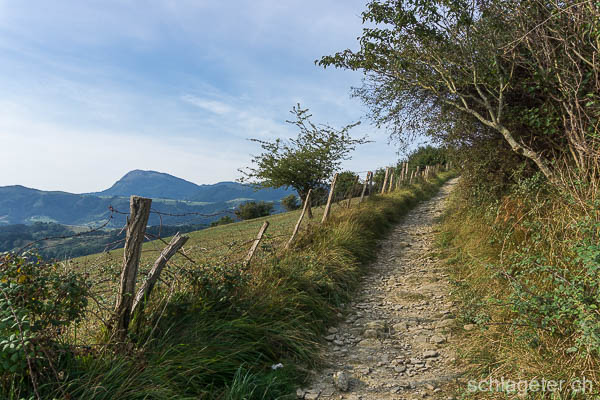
[437,180,600,399]
[21,172,454,400]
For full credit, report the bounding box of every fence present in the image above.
[12,162,449,347]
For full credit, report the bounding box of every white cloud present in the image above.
[0,1,411,194]
[181,95,233,115]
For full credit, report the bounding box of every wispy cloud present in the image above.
[181,95,233,115]
[0,1,415,192]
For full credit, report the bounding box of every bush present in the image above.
[210,216,235,227]
[234,201,274,220]
[0,253,89,379]
[280,195,300,212]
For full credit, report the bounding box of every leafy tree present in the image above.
[334,171,360,201]
[280,194,300,211]
[404,146,447,170]
[319,1,600,185]
[234,201,274,220]
[372,168,387,192]
[210,216,235,227]
[239,104,369,215]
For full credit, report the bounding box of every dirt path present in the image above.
[297,178,461,400]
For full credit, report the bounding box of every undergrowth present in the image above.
[438,174,600,399]
[2,172,454,399]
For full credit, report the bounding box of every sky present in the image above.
[0,1,421,193]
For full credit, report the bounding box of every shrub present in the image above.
[234,201,273,220]
[280,195,300,211]
[0,252,89,379]
[210,216,235,227]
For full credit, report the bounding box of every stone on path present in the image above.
[333,371,350,391]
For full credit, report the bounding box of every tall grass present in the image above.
[5,172,454,399]
[438,175,600,399]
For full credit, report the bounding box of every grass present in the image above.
[5,172,455,399]
[436,178,600,399]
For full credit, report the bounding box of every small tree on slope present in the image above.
[239,104,369,216]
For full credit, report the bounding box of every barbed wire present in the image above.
[15,211,116,255]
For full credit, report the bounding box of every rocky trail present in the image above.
[297,178,462,400]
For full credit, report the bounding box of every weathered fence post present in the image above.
[368,171,373,197]
[285,190,312,249]
[381,168,390,194]
[321,173,338,223]
[131,232,189,318]
[388,171,395,193]
[244,221,269,267]
[359,171,371,204]
[114,195,152,341]
[346,175,360,208]
[305,192,313,219]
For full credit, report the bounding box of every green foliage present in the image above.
[234,201,274,221]
[280,194,300,212]
[319,0,600,186]
[503,218,600,356]
[404,145,447,170]
[210,216,235,227]
[239,104,368,200]
[333,171,359,200]
[440,174,600,391]
[186,261,249,305]
[0,253,89,381]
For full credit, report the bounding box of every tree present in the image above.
[318,1,599,185]
[334,171,360,200]
[404,146,447,170]
[239,104,369,216]
[234,201,274,220]
[281,194,300,212]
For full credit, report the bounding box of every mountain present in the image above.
[0,170,294,227]
[92,170,292,203]
[92,170,203,200]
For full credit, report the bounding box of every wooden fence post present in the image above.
[305,192,313,219]
[388,171,395,193]
[114,195,152,341]
[131,232,189,318]
[346,175,360,208]
[321,173,338,223]
[381,168,390,194]
[285,190,312,249]
[359,171,371,204]
[244,221,269,267]
[399,162,405,183]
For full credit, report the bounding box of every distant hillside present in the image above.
[0,170,294,227]
[92,170,292,203]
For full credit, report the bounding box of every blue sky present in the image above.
[0,1,422,193]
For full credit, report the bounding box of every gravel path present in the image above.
[297,178,461,400]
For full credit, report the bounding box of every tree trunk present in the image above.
[299,190,313,219]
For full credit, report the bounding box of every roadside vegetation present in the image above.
[0,169,454,399]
